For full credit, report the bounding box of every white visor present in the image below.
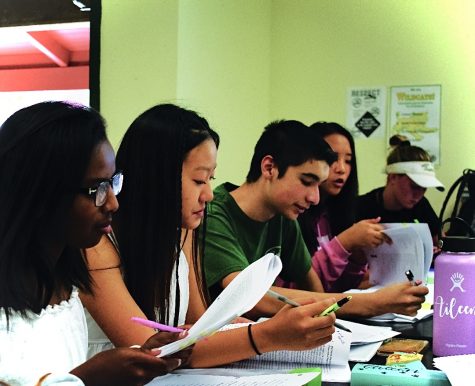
[386,161,445,191]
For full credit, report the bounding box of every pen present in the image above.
[266,289,301,307]
[319,296,352,317]
[333,322,352,333]
[405,269,417,286]
[131,316,184,333]
[267,290,352,333]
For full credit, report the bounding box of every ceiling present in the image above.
[0,22,90,69]
[0,0,90,69]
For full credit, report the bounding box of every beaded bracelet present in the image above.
[247,323,262,355]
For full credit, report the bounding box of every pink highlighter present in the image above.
[130,316,184,333]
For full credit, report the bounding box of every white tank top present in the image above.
[85,250,189,358]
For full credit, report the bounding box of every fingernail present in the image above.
[151,348,161,356]
[179,329,188,338]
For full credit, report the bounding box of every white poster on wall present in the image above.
[346,86,386,139]
[388,85,441,164]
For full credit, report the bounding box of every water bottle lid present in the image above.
[441,236,475,252]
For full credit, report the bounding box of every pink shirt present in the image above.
[312,212,367,292]
[276,211,367,292]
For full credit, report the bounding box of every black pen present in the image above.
[266,290,352,333]
[405,269,419,286]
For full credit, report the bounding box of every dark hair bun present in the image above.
[389,134,411,148]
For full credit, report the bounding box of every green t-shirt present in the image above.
[204,183,312,299]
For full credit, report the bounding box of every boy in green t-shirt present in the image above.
[204,120,428,319]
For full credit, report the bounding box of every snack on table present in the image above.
[377,338,429,356]
[386,352,423,365]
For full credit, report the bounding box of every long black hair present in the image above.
[299,122,359,254]
[115,103,219,325]
[0,101,107,320]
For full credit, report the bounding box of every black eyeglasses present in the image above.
[79,171,123,207]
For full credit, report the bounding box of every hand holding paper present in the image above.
[157,253,282,357]
[364,223,433,286]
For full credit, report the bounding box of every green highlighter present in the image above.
[289,367,322,386]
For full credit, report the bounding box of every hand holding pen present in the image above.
[140,328,193,365]
[318,296,352,317]
[129,317,191,364]
[405,270,422,286]
[266,290,352,332]
[262,296,339,352]
[372,280,428,316]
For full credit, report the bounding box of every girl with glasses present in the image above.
[0,101,188,386]
[80,103,336,368]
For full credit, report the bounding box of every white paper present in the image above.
[367,308,433,323]
[220,322,351,366]
[335,319,400,345]
[222,328,351,383]
[226,360,350,383]
[192,367,330,381]
[364,223,433,286]
[158,253,282,357]
[434,354,475,386]
[220,319,397,371]
[334,319,399,362]
[349,341,382,362]
[147,372,321,386]
[252,329,350,366]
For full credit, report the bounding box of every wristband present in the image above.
[247,323,262,355]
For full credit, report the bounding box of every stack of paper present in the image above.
[158,253,282,357]
[336,319,400,362]
[346,224,434,323]
[219,319,400,382]
[217,324,351,383]
[365,223,433,285]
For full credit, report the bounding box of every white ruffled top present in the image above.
[0,288,87,386]
[86,250,189,358]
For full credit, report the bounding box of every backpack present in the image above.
[439,168,475,237]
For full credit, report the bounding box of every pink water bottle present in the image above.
[433,236,475,356]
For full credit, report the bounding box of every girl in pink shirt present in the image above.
[298,122,390,292]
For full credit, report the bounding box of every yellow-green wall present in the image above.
[100,0,179,146]
[175,0,271,186]
[101,0,475,214]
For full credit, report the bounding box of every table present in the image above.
[324,317,434,386]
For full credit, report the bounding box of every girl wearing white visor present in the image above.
[357,135,444,248]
